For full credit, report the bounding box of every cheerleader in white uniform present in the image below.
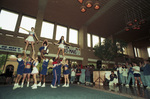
[55,36,70,60]
[31,54,41,89]
[19,27,39,54]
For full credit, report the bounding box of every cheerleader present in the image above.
[21,56,32,88]
[51,57,59,88]
[19,27,39,54]
[37,57,49,87]
[39,39,49,58]
[55,36,70,60]
[62,59,70,87]
[13,51,26,90]
[31,54,41,89]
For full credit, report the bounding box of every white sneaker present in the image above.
[32,85,37,89]
[17,84,21,88]
[62,84,67,87]
[51,85,57,88]
[31,84,36,87]
[21,84,23,88]
[125,84,129,87]
[41,83,45,87]
[66,84,69,87]
[27,83,29,87]
[13,85,18,90]
[77,82,80,85]
[58,85,60,87]
[37,82,41,86]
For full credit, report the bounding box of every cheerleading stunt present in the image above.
[19,27,39,56]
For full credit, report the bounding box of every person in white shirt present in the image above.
[70,67,76,84]
[117,65,123,85]
[132,62,143,87]
[122,65,128,85]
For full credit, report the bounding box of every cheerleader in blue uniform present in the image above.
[39,39,49,58]
[51,58,59,88]
[62,60,70,87]
[13,51,26,90]
[21,56,32,88]
[55,36,70,60]
[37,57,49,87]
[19,27,39,55]
[31,54,41,89]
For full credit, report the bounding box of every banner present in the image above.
[0,45,23,53]
[64,46,81,55]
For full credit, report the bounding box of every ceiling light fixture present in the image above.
[77,0,100,13]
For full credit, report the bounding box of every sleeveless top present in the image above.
[26,61,32,66]
[42,59,49,68]
[29,31,35,36]
[33,61,38,67]
[58,40,65,44]
[17,58,25,67]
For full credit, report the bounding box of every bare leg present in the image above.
[56,49,61,57]
[31,42,35,52]
[66,74,69,84]
[33,74,37,84]
[39,74,42,82]
[134,77,137,85]
[62,49,65,56]
[64,75,66,85]
[25,41,29,51]
[43,75,46,83]
[17,75,22,83]
[27,74,30,82]
[138,77,143,84]
[22,74,27,84]
[15,75,20,83]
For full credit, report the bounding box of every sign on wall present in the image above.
[0,45,23,53]
[64,46,81,55]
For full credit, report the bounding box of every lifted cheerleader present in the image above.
[55,36,70,60]
[19,27,39,55]
[39,39,50,58]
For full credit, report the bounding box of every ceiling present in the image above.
[0,0,150,48]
